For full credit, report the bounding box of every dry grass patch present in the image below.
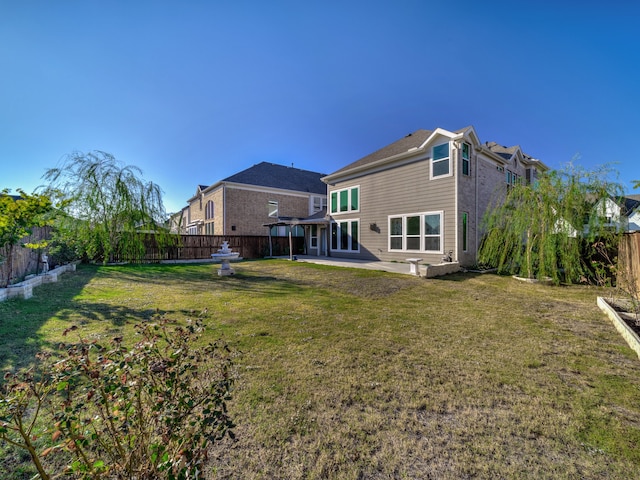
[2,260,640,479]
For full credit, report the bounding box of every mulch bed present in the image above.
[608,298,640,337]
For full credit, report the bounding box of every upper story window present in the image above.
[462,143,470,176]
[432,143,450,178]
[312,195,327,213]
[506,170,521,187]
[205,200,214,220]
[330,186,359,214]
[268,200,279,218]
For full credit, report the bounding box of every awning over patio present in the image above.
[263,209,329,258]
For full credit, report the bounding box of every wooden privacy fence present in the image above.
[114,234,306,263]
[0,226,52,286]
[618,232,640,296]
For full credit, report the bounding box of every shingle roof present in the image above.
[0,194,22,201]
[326,126,545,182]
[485,141,542,166]
[223,162,327,195]
[329,129,433,177]
[620,196,640,214]
[485,141,517,160]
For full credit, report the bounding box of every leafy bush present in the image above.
[0,317,235,479]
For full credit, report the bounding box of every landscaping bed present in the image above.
[597,296,640,359]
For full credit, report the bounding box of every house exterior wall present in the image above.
[222,186,315,236]
[456,144,479,267]
[199,187,224,235]
[181,184,324,237]
[326,132,541,268]
[628,211,640,232]
[327,155,457,264]
[186,192,206,235]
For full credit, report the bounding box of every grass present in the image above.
[2,260,640,479]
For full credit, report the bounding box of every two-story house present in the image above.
[178,162,327,241]
[595,195,640,232]
[321,126,548,267]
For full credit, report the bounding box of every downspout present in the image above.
[222,184,226,235]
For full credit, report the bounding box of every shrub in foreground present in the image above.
[0,317,235,479]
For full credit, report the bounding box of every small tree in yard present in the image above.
[43,151,172,264]
[0,316,236,479]
[0,189,54,287]
[478,163,623,285]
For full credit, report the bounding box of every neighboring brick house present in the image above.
[178,162,327,240]
[321,126,548,267]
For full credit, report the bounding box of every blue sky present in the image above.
[2,1,639,213]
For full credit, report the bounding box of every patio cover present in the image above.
[263,209,329,259]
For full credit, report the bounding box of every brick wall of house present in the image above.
[181,184,321,237]
[224,187,312,235]
[187,191,205,234]
[457,145,535,266]
[207,188,224,235]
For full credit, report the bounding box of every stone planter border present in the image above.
[597,296,640,359]
[0,262,78,301]
[424,262,460,278]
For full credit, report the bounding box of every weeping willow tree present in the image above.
[43,151,176,264]
[478,163,623,285]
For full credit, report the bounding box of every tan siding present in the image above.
[328,158,456,263]
[327,131,538,267]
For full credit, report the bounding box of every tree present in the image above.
[478,163,623,285]
[0,189,54,287]
[43,151,169,264]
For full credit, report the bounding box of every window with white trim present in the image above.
[330,186,359,214]
[462,142,470,176]
[312,196,327,213]
[331,219,359,252]
[388,212,443,253]
[310,224,318,247]
[268,200,278,218]
[205,222,215,235]
[432,143,450,178]
[506,170,521,188]
[205,200,214,220]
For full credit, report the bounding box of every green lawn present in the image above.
[1,260,640,479]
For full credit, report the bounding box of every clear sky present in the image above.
[2,0,639,213]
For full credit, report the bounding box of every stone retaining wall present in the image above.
[424,262,460,278]
[0,263,77,301]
